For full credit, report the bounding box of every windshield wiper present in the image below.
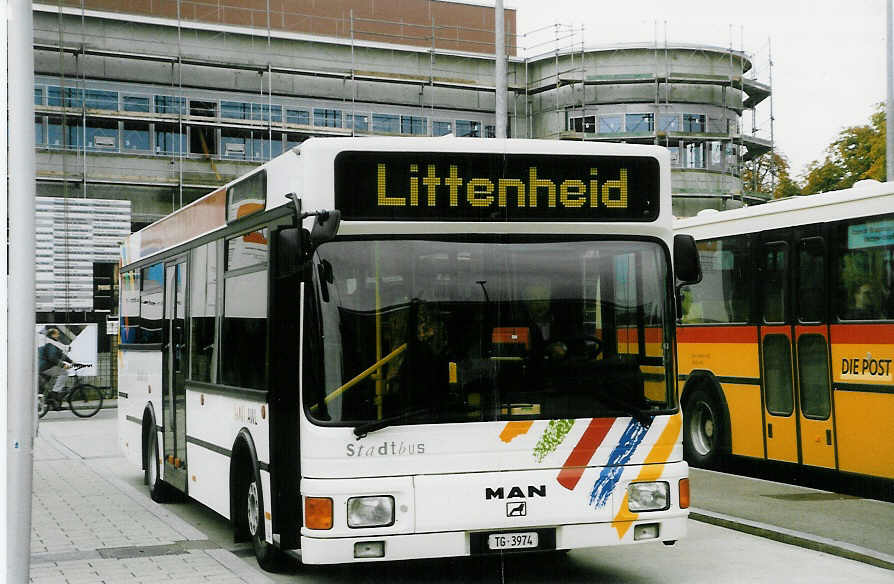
[353,407,436,439]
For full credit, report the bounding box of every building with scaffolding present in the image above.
[518,34,773,216]
[29,1,772,387]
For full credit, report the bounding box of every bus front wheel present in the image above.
[241,463,283,572]
[683,388,726,468]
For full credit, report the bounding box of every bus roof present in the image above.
[122,137,672,267]
[674,180,894,240]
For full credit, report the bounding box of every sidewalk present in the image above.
[689,468,894,571]
[30,413,274,584]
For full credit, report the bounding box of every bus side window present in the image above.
[190,241,218,383]
[837,218,894,321]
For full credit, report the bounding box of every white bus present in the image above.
[118,137,699,569]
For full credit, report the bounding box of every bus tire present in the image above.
[240,461,283,572]
[683,387,726,468]
[145,429,174,503]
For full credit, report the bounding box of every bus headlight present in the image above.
[347,496,395,528]
[627,482,670,512]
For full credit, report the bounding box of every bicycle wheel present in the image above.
[37,394,49,419]
[68,384,103,417]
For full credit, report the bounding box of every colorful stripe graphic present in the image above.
[589,419,649,508]
[612,414,682,538]
[556,418,616,490]
[532,419,575,462]
[499,421,534,443]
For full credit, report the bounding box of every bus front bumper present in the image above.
[298,513,687,564]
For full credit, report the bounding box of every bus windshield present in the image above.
[307,238,674,427]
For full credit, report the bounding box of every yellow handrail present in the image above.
[324,343,407,405]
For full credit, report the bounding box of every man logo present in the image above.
[507,501,527,517]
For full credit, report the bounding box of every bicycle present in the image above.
[37,363,104,419]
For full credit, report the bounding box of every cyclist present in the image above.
[38,327,73,397]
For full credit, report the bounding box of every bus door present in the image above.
[792,232,836,469]
[163,259,188,492]
[759,230,836,468]
[758,235,799,463]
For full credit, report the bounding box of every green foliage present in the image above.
[802,105,887,194]
[743,151,802,199]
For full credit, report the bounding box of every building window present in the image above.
[155,123,186,154]
[626,113,654,133]
[345,113,369,132]
[85,118,118,151]
[401,115,427,136]
[123,121,151,151]
[270,133,284,157]
[286,109,310,125]
[85,89,118,111]
[372,113,400,134]
[433,121,452,136]
[485,125,495,138]
[155,95,186,115]
[455,120,480,137]
[286,133,303,150]
[658,113,680,132]
[47,116,65,148]
[35,116,45,145]
[48,86,83,108]
[123,95,150,112]
[34,87,43,106]
[684,142,705,169]
[252,103,282,123]
[569,115,595,133]
[221,101,251,120]
[251,133,271,161]
[314,108,342,128]
[190,125,217,157]
[683,113,706,133]
[667,146,681,167]
[598,115,622,134]
[221,128,250,159]
[190,100,217,118]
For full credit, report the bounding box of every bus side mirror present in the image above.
[275,227,304,275]
[673,234,702,285]
[310,210,341,248]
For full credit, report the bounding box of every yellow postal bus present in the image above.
[675,180,894,488]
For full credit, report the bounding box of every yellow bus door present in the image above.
[760,327,799,463]
[759,239,799,463]
[792,236,836,470]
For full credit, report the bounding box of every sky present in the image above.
[510,0,888,180]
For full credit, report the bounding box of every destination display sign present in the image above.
[333,151,659,221]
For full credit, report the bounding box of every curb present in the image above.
[689,507,894,571]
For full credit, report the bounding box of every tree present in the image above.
[802,105,886,194]
[743,151,802,199]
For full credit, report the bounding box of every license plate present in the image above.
[487,532,539,550]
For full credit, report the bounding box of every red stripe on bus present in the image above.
[557,418,615,491]
[830,323,894,344]
[676,326,758,344]
[615,328,664,344]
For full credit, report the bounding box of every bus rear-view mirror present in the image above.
[310,210,341,248]
[673,234,702,285]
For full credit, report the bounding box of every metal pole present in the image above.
[887,0,893,180]
[0,0,8,575]
[495,0,507,138]
[7,0,37,581]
